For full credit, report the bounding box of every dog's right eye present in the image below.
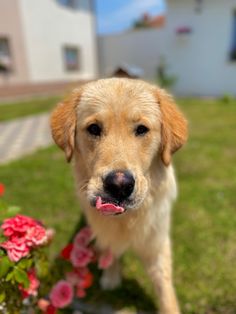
[87,124,102,136]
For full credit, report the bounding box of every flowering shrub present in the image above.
[0,184,52,313]
[0,183,114,314]
[38,226,114,313]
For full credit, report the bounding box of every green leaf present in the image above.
[0,256,12,278]
[36,256,49,278]
[5,271,14,281]
[17,258,32,270]
[0,292,6,303]
[14,268,29,288]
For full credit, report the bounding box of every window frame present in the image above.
[63,45,80,72]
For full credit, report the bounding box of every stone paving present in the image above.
[0,113,53,164]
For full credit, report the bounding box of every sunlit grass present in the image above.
[0,96,60,122]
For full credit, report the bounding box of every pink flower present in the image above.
[66,267,93,290]
[0,215,48,262]
[0,183,5,197]
[19,269,40,298]
[70,268,93,299]
[49,280,73,308]
[73,227,93,248]
[70,246,94,268]
[0,237,30,262]
[66,270,80,286]
[98,249,114,269]
[25,224,47,246]
[2,215,36,237]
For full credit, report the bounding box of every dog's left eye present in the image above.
[135,125,149,136]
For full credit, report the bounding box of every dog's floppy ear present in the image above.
[156,89,188,166]
[50,90,82,162]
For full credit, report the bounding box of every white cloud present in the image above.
[98,0,165,34]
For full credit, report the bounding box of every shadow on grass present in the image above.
[85,276,157,313]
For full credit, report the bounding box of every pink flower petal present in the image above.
[73,227,93,248]
[0,239,30,262]
[70,246,94,268]
[49,280,73,308]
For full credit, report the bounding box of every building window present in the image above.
[63,46,80,71]
[230,10,236,61]
[57,0,78,9]
[57,0,92,11]
[0,37,12,73]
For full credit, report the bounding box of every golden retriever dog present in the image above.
[50,78,188,314]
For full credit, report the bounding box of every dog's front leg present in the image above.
[100,257,122,290]
[142,239,180,314]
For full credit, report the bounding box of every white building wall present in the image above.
[98,28,167,81]
[98,0,236,96]
[166,0,236,96]
[19,0,97,83]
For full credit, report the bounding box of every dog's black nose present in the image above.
[103,170,135,201]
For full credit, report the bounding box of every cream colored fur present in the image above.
[50,78,188,314]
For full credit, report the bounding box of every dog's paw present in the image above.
[100,270,121,290]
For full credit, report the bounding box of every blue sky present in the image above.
[95,0,166,35]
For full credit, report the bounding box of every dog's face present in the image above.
[51,79,187,214]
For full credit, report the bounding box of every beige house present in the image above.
[0,0,97,88]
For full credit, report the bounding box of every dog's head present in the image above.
[51,78,187,214]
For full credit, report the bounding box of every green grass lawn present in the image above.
[0,98,236,313]
[0,96,61,122]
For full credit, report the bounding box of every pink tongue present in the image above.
[96,196,125,215]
